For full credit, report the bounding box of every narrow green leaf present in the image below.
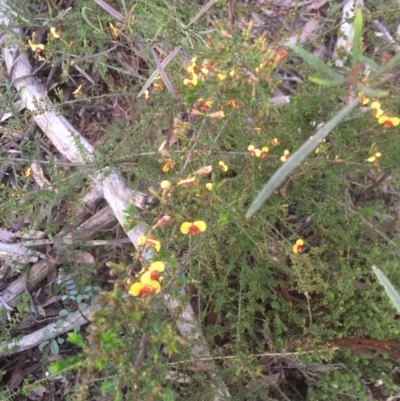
[352,8,363,67]
[245,97,360,219]
[372,266,400,313]
[357,83,388,98]
[287,44,344,80]
[308,76,346,87]
[359,55,380,70]
[81,7,104,33]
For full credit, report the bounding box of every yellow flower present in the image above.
[360,96,369,105]
[73,85,83,97]
[183,76,199,87]
[378,116,400,128]
[292,239,304,254]
[160,180,171,189]
[271,138,280,146]
[162,161,174,172]
[137,235,161,252]
[144,90,150,99]
[28,39,44,52]
[367,152,382,163]
[109,23,118,37]
[180,221,207,235]
[50,27,60,39]
[217,73,227,81]
[206,183,213,191]
[280,150,290,162]
[254,127,261,133]
[177,176,196,186]
[219,161,228,172]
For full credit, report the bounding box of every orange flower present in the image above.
[162,162,174,172]
[219,161,228,172]
[377,116,400,128]
[196,99,213,111]
[280,150,290,162]
[227,99,238,108]
[137,235,161,252]
[180,221,207,235]
[28,39,44,52]
[275,49,287,63]
[292,239,304,254]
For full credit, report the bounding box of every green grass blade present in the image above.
[309,76,347,87]
[352,8,363,67]
[357,83,388,98]
[372,266,400,313]
[245,97,360,219]
[287,44,344,80]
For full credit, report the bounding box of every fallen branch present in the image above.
[0,7,230,399]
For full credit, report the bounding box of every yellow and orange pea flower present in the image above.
[378,115,400,128]
[292,239,304,254]
[271,138,280,146]
[28,39,44,52]
[370,102,383,118]
[129,264,165,297]
[219,161,228,172]
[360,96,369,105]
[227,99,238,108]
[367,152,382,163]
[280,150,290,162]
[137,235,161,252]
[206,183,213,191]
[183,73,199,87]
[109,23,118,37]
[180,221,207,235]
[50,27,60,39]
[154,82,163,91]
[195,98,212,111]
[162,161,174,172]
[248,145,269,158]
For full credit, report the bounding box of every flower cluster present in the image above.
[248,145,269,157]
[365,100,400,128]
[293,239,304,254]
[128,261,165,297]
